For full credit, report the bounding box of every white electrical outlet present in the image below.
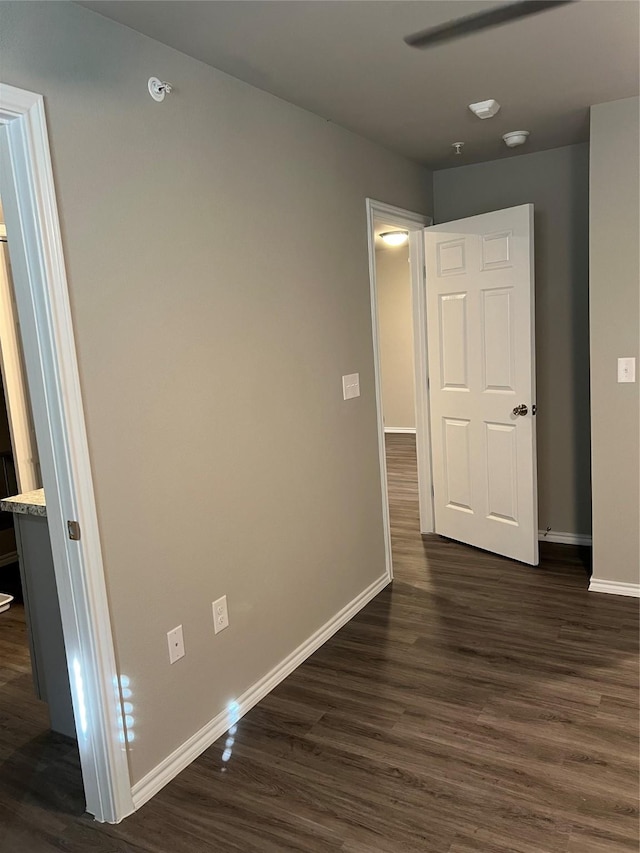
[213,595,229,634]
[342,373,360,400]
[167,625,185,664]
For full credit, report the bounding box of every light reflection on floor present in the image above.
[220,701,241,770]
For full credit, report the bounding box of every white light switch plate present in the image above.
[213,595,229,634]
[167,625,185,664]
[342,373,360,400]
[618,357,636,383]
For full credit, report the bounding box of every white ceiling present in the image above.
[80,1,640,168]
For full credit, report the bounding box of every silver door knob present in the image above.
[512,404,528,416]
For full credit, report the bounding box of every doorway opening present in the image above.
[0,197,38,588]
[0,196,89,817]
[0,203,80,742]
[373,222,422,572]
[368,199,540,572]
[0,83,133,823]
[366,199,434,580]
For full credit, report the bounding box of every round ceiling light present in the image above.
[380,231,409,247]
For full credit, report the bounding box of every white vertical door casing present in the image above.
[424,204,538,565]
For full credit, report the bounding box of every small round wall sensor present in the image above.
[502,130,530,148]
[452,142,465,155]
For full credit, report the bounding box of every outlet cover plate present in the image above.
[213,595,229,634]
[618,357,636,383]
[342,373,360,400]
[167,625,185,664]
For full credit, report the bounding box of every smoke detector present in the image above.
[468,99,500,120]
[502,130,530,148]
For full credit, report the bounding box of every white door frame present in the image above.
[0,82,133,823]
[366,199,435,580]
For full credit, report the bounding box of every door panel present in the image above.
[481,288,515,392]
[439,293,468,389]
[443,418,472,512]
[485,421,518,524]
[481,230,512,269]
[425,204,538,565]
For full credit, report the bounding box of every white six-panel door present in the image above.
[424,204,538,565]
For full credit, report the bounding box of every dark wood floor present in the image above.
[1,434,638,851]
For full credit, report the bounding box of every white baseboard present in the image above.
[384,427,416,434]
[538,530,592,546]
[588,578,640,598]
[131,572,390,810]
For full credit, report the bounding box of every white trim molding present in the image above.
[384,427,417,434]
[538,530,592,546]
[132,572,390,810]
[588,578,640,598]
[0,82,133,822]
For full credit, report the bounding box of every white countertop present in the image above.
[1,488,47,517]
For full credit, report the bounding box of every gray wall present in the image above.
[0,1,432,784]
[376,245,415,430]
[589,97,640,587]
[433,145,591,537]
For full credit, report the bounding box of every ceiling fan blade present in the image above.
[404,1,575,49]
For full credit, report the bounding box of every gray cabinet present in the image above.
[12,511,76,739]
